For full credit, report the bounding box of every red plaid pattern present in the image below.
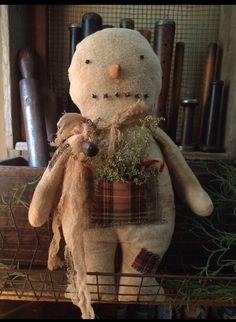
[131,248,161,274]
[90,176,161,227]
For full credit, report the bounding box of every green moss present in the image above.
[87,115,162,185]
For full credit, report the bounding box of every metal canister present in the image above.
[156,304,173,319]
[183,305,209,319]
[116,304,128,319]
[219,307,236,319]
[127,304,156,319]
[200,80,224,152]
[119,18,134,29]
[81,12,102,38]
[68,23,82,63]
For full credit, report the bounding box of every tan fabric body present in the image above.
[82,136,175,302]
[28,27,213,319]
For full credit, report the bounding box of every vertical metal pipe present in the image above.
[168,42,185,141]
[69,23,82,63]
[198,43,218,145]
[18,48,50,167]
[68,23,83,113]
[179,99,199,151]
[19,78,49,167]
[82,12,102,38]
[153,19,175,133]
[138,30,151,42]
[200,80,224,152]
[119,18,134,29]
[102,24,114,29]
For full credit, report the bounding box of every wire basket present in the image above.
[0,161,236,307]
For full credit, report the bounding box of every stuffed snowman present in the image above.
[28,28,213,319]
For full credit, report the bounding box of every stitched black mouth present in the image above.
[91,92,149,99]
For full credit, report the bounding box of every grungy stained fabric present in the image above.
[28,28,213,319]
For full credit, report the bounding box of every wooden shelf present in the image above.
[182,151,229,160]
[14,141,230,162]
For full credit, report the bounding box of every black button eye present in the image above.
[85,59,90,64]
[140,55,144,60]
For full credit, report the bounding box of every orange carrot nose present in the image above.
[108,64,121,79]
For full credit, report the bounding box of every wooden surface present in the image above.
[0,5,50,158]
[218,6,236,160]
[0,165,49,265]
[0,156,28,166]
[0,165,43,194]
[182,151,229,160]
[12,143,230,162]
[30,5,49,85]
[0,6,13,151]
[0,7,8,160]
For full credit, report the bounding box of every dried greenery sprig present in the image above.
[0,174,44,285]
[204,161,236,213]
[174,161,236,278]
[177,212,236,277]
[86,115,163,185]
[163,277,236,304]
[0,172,43,210]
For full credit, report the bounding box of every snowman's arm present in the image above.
[152,127,213,216]
[29,111,92,228]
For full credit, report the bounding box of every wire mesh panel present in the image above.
[0,166,50,270]
[1,270,236,307]
[48,4,221,142]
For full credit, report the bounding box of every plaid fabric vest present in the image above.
[90,176,162,227]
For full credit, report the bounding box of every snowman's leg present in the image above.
[116,221,175,303]
[83,227,118,301]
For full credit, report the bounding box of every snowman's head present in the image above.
[68,28,162,122]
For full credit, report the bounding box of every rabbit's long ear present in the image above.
[152,127,213,217]
[28,140,71,227]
